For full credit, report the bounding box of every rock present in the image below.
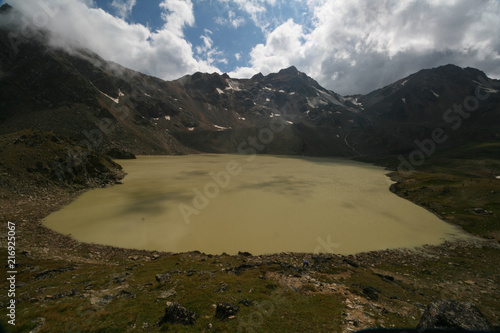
[46,289,81,300]
[238,251,252,257]
[343,258,359,268]
[90,295,113,307]
[215,303,239,320]
[215,282,228,293]
[417,299,493,330]
[155,273,171,283]
[362,286,380,301]
[115,289,135,299]
[156,301,198,326]
[238,298,254,307]
[157,289,177,299]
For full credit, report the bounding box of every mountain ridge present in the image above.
[1,4,499,159]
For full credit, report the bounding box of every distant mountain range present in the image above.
[1,3,499,160]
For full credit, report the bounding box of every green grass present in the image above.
[386,141,500,238]
[0,252,346,332]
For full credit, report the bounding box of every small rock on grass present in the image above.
[156,301,198,326]
[215,303,239,320]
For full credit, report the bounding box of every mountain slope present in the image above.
[1,3,499,159]
[354,64,500,155]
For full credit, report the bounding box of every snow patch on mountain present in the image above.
[213,124,231,131]
[315,88,344,107]
[225,79,242,91]
[473,80,499,94]
[100,91,119,104]
[345,96,364,110]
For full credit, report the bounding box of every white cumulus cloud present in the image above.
[230,0,500,95]
[5,0,218,81]
[110,0,136,19]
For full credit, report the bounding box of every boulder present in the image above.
[156,301,198,326]
[362,286,380,301]
[417,299,493,330]
[155,273,171,283]
[215,303,239,320]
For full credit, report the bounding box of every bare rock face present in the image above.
[156,301,198,326]
[417,299,493,330]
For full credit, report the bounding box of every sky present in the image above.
[1,0,500,95]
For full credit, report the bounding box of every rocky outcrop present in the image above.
[417,299,493,330]
[0,130,124,195]
[105,148,136,159]
[156,301,199,326]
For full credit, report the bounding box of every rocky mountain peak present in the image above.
[0,3,13,14]
[278,66,299,75]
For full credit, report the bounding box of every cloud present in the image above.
[110,0,136,19]
[215,9,246,28]
[159,0,195,36]
[4,0,500,95]
[5,0,218,81]
[224,0,278,31]
[230,0,500,95]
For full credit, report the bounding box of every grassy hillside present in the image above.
[387,142,500,240]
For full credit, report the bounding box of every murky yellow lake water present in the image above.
[43,155,468,255]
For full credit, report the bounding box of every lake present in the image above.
[43,155,468,255]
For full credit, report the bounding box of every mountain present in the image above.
[355,65,500,155]
[1,3,499,161]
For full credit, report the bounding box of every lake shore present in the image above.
[1,149,499,331]
[42,155,471,255]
